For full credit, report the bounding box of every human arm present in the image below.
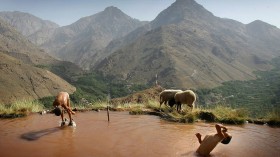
[195,133,203,144]
[62,105,75,115]
[215,124,227,138]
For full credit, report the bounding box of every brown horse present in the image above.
[53,92,75,126]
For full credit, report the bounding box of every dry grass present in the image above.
[0,100,44,118]
[265,110,280,126]
[2,98,279,126]
[195,105,248,124]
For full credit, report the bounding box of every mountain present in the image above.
[246,20,280,53]
[2,1,280,90]
[39,6,147,69]
[0,17,56,65]
[150,0,215,28]
[94,0,280,89]
[0,11,59,46]
[0,53,75,104]
[0,19,76,104]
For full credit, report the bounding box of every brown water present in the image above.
[0,111,279,157]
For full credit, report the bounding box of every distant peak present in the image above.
[151,0,213,27]
[99,6,132,20]
[247,20,277,29]
[174,0,199,6]
[1,11,34,17]
[171,0,209,12]
[104,6,122,13]
[249,20,270,26]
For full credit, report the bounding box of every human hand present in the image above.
[222,127,228,132]
[195,133,201,138]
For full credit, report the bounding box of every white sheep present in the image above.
[174,90,196,112]
[159,89,182,109]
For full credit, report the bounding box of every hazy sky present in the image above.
[0,0,279,28]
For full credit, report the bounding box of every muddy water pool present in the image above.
[0,111,279,157]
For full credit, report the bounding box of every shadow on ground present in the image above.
[21,127,61,141]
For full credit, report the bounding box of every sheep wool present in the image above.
[174,90,196,111]
[159,89,182,108]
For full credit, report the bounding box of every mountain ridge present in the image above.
[0,18,76,104]
[93,0,280,89]
[39,6,147,69]
[1,0,280,90]
[0,11,59,36]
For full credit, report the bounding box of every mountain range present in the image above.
[1,0,280,104]
[0,7,147,70]
[94,0,280,88]
[0,18,80,104]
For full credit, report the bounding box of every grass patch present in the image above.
[195,110,216,122]
[3,97,278,127]
[129,106,145,115]
[90,101,108,111]
[145,100,161,111]
[0,100,44,118]
[201,105,247,124]
[167,110,195,123]
[265,110,280,126]
[38,96,55,108]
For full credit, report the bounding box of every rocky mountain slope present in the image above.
[94,0,280,89]
[0,53,75,104]
[0,19,76,104]
[0,11,59,45]
[38,6,147,69]
[2,0,280,91]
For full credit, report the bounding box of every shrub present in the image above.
[196,111,216,122]
[265,110,280,126]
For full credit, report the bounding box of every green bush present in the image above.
[265,109,280,126]
[196,111,216,122]
[38,96,55,108]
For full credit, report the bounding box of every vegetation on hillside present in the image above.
[196,57,280,118]
[1,57,280,126]
[31,71,149,109]
[70,73,149,103]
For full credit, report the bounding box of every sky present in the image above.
[0,0,279,28]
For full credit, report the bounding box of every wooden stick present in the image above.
[107,106,110,122]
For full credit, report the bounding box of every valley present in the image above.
[0,0,279,121]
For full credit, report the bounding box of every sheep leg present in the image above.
[159,101,163,111]
[176,102,181,112]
